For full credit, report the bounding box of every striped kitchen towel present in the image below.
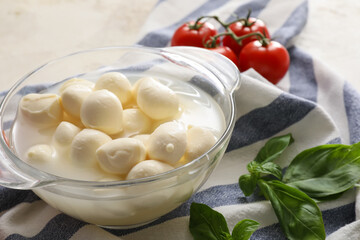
[1,0,360,239]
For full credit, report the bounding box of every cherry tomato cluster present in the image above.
[171,12,290,85]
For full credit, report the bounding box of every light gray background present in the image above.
[0,0,359,91]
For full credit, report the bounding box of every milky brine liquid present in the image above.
[11,72,227,181]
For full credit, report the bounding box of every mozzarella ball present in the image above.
[95,72,132,105]
[123,108,152,136]
[147,122,186,164]
[126,160,174,180]
[80,90,123,135]
[96,138,146,174]
[61,84,92,118]
[136,77,179,120]
[62,113,85,128]
[130,134,150,147]
[184,126,217,161]
[59,78,94,94]
[53,121,81,146]
[26,144,54,163]
[19,93,63,128]
[70,129,112,166]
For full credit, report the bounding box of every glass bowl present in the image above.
[0,46,240,228]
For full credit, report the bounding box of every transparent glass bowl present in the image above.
[0,46,241,228]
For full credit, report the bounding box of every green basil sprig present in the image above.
[191,133,360,240]
[189,202,259,240]
[239,133,326,240]
[239,133,293,196]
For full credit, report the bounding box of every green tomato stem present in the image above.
[192,13,270,48]
[207,31,268,48]
[188,17,205,30]
[192,15,248,30]
[243,9,256,27]
[194,15,228,29]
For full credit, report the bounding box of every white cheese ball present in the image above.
[59,78,94,94]
[80,90,123,135]
[147,122,187,164]
[53,121,81,146]
[123,108,152,136]
[126,160,174,180]
[70,129,112,166]
[62,113,85,129]
[96,138,146,174]
[61,84,92,118]
[136,77,179,120]
[131,134,150,147]
[26,144,54,163]
[184,126,217,161]
[20,93,63,128]
[95,72,132,105]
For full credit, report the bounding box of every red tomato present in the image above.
[238,40,290,84]
[208,46,240,69]
[223,18,270,55]
[171,21,218,48]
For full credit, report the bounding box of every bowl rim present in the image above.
[0,45,238,189]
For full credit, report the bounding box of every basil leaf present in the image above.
[256,162,283,180]
[239,174,258,196]
[254,133,294,164]
[232,219,259,240]
[189,202,231,240]
[313,192,344,202]
[283,143,360,198]
[247,161,259,174]
[258,180,325,240]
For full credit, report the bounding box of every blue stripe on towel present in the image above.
[272,0,308,46]
[327,137,342,144]
[323,202,355,235]
[288,46,318,103]
[250,223,287,240]
[227,92,315,151]
[6,214,87,240]
[0,188,39,212]
[343,82,360,144]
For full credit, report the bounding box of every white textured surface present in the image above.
[296,0,360,87]
[0,0,157,91]
[0,0,359,92]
